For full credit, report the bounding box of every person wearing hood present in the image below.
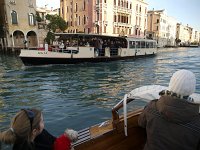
[138,69,200,150]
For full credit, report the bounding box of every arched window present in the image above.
[28,13,35,25]
[11,10,18,24]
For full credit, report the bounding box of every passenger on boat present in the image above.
[138,69,200,150]
[94,38,103,56]
[0,108,78,150]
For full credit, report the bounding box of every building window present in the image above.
[83,15,86,24]
[11,10,18,24]
[136,16,138,25]
[75,3,78,12]
[129,29,131,34]
[28,13,35,25]
[78,16,80,25]
[104,26,106,33]
[136,4,138,12]
[83,0,86,10]
[114,14,117,22]
[114,0,116,5]
[104,11,107,21]
[118,14,120,22]
[139,17,141,26]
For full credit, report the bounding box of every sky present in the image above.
[36,0,200,31]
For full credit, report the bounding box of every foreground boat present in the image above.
[72,85,200,150]
[19,33,157,66]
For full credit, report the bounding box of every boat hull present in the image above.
[73,109,146,150]
[20,54,155,66]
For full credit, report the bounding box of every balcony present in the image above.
[113,22,132,28]
[9,0,16,5]
[94,21,100,26]
[113,6,132,14]
[103,21,108,26]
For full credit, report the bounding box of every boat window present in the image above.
[149,42,153,48]
[146,42,149,48]
[135,41,140,48]
[129,41,136,49]
[141,41,145,48]
[153,42,157,48]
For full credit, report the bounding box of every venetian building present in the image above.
[60,0,148,38]
[190,29,199,44]
[147,9,177,47]
[0,0,38,49]
[176,23,192,46]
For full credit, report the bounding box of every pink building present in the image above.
[60,0,148,38]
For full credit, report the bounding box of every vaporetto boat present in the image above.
[19,33,157,66]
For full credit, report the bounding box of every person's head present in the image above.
[168,69,196,97]
[0,108,44,144]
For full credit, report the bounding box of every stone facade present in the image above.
[147,9,177,47]
[176,23,192,46]
[0,0,39,49]
[60,0,148,38]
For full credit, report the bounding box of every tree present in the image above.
[45,31,55,45]
[46,14,68,32]
[175,38,181,45]
[45,14,68,44]
[36,12,43,22]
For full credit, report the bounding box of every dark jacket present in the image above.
[34,129,56,150]
[13,129,56,150]
[138,95,200,150]
[13,140,35,150]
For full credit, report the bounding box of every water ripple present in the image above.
[0,47,200,138]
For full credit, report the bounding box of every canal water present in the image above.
[0,47,200,148]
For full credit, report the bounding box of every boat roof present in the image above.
[54,33,126,39]
[126,37,157,42]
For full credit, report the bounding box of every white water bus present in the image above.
[19,33,157,66]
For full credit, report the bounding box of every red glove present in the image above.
[54,134,71,150]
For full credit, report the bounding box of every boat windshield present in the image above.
[54,33,128,49]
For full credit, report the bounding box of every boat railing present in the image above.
[98,47,119,57]
[51,47,79,54]
[112,97,135,127]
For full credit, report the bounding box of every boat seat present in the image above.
[72,127,91,147]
